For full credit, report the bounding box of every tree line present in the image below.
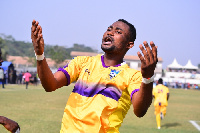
[0,34,97,66]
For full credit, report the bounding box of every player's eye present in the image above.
[107,28,111,31]
[116,30,122,34]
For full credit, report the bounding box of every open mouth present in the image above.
[103,36,113,44]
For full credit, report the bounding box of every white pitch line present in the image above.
[189,120,200,131]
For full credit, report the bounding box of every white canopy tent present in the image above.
[183,60,198,70]
[167,58,183,69]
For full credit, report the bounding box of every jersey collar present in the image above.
[101,55,126,68]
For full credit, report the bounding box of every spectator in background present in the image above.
[0,67,5,88]
[4,70,8,84]
[22,72,25,84]
[164,81,168,87]
[0,48,20,133]
[13,70,17,84]
[16,71,22,84]
[33,71,38,86]
[187,83,190,89]
[23,71,32,89]
[18,71,23,84]
[0,49,5,88]
[9,69,14,84]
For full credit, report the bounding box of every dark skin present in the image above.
[101,21,158,117]
[0,116,20,133]
[0,49,20,133]
[31,20,158,117]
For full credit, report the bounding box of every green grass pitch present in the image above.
[0,84,200,133]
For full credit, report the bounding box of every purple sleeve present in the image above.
[130,89,139,101]
[57,67,70,86]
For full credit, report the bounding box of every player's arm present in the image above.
[31,20,67,92]
[167,93,170,100]
[132,41,158,117]
[0,116,20,133]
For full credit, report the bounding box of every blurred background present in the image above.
[1,0,200,88]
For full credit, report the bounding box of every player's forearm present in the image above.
[0,116,20,133]
[132,82,153,117]
[37,58,59,92]
[167,93,170,100]
[0,116,5,124]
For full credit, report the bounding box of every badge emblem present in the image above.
[109,69,121,79]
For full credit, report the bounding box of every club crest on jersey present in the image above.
[109,69,121,79]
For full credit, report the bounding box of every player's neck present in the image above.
[103,53,124,67]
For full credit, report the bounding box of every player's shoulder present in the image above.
[122,66,142,79]
[159,84,169,91]
[120,63,139,72]
[161,84,169,89]
[164,85,170,91]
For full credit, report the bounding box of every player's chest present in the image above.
[79,65,129,90]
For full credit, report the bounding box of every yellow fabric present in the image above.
[156,114,161,128]
[154,106,166,115]
[59,54,142,133]
[107,89,133,133]
[153,84,169,106]
[60,93,118,133]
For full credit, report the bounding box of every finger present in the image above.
[32,19,36,26]
[150,41,155,48]
[31,26,36,36]
[38,26,42,34]
[32,20,36,32]
[40,37,44,48]
[36,34,43,44]
[143,41,154,63]
[34,25,41,37]
[137,51,146,65]
[32,21,39,34]
[38,27,44,47]
[139,43,150,63]
[31,20,36,39]
[36,34,44,55]
[150,41,158,62]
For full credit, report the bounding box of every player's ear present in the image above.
[127,42,134,49]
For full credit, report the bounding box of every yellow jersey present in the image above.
[153,84,169,107]
[58,54,142,133]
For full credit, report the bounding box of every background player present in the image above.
[153,78,170,129]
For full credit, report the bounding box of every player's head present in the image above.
[101,19,136,55]
[0,48,3,66]
[158,78,163,84]
[117,19,136,43]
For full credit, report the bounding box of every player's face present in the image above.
[101,21,131,54]
[0,49,3,66]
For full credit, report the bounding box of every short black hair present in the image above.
[158,78,163,84]
[118,19,136,42]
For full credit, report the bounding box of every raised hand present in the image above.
[137,41,158,79]
[31,20,44,55]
